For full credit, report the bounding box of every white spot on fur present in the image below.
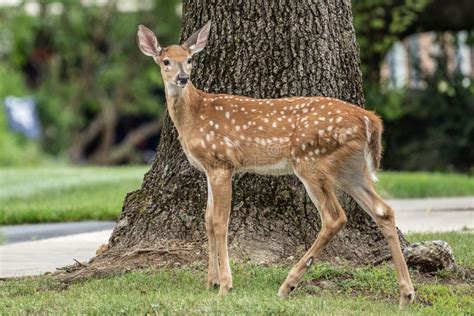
[224,137,233,147]
[375,204,385,217]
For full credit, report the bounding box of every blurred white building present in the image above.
[381,31,473,89]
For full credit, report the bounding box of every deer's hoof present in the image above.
[207,279,219,289]
[277,283,296,299]
[399,291,415,309]
[218,283,233,295]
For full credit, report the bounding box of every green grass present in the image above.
[0,231,472,315]
[376,172,474,199]
[0,166,147,225]
[0,167,472,225]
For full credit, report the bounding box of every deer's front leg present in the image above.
[207,167,233,295]
[205,202,219,288]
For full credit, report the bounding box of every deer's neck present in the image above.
[164,81,200,137]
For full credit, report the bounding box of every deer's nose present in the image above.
[177,74,189,85]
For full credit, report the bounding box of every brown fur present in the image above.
[366,112,384,171]
[137,22,414,308]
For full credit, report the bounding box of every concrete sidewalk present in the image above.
[388,196,474,212]
[0,230,111,277]
[1,221,115,244]
[388,197,474,232]
[0,196,472,278]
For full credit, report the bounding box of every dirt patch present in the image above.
[411,266,473,285]
[54,239,206,283]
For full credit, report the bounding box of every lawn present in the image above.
[0,231,472,315]
[0,166,147,225]
[376,171,474,199]
[0,167,473,225]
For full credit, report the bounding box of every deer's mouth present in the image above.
[176,81,188,88]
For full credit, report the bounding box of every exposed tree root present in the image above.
[55,240,206,283]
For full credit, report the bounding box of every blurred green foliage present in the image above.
[0,65,43,166]
[0,0,472,171]
[353,0,430,81]
[353,0,473,172]
[0,0,181,164]
[363,34,473,172]
[369,71,473,172]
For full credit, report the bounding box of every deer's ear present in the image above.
[183,21,211,55]
[137,25,161,57]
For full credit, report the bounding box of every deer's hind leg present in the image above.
[337,156,415,308]
[278,165,347,298]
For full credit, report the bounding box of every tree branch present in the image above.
[105,119,163,164]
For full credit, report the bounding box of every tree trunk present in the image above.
[72,0,409,278]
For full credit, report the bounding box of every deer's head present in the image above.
[137,22,211,89]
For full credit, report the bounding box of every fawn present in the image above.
[137,21,415,308]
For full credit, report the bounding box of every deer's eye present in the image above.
[187,57,192,64]
[163,59,171,66]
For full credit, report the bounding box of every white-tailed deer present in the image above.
[137,21,415,308]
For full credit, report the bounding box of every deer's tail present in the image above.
[363,114,383,182]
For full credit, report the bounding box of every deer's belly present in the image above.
[238,159,293,176]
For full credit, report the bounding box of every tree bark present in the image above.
[81,0,409,275]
